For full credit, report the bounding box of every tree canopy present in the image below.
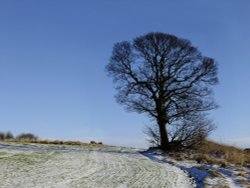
[106,32,218,150]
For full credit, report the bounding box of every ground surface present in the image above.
[0,142,193,188]
[145,149,250,188]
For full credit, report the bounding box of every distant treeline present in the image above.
[0,131,38,141]
[0,131,103,146]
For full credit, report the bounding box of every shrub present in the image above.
[49,140,64,145]
[5,131,14,139]
[37,140,50,144]
[64,141,82,145]
[90,141,97,144]
[0,132,5,140]
[16,133,38,141]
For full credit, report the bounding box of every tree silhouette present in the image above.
[145,113,215,148]
[106,32,218,150]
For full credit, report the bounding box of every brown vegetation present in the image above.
[197,140,250,166]
[15,139,87,146]
[0,131,104,147]
[0,131,84,146]
[16,133,38,141]
[168,140,250,167]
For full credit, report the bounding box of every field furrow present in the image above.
[0,143,193,188]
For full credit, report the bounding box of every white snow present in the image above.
[143,149,250,188]
[0,142,193,188]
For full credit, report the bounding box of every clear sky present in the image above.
[0,0,249,148]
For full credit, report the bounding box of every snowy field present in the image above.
[145,149,250,188]
[0,142,193,188]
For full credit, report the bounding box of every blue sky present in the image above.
[0,0,249,148]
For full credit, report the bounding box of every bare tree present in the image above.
[106,32,218,150]
[145,113,215,149]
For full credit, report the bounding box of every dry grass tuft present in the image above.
[208,170,224,178]
[237,178,250,186]
[197,140,250,166]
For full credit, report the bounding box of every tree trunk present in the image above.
[158,120,169,150]
[156,96,169,150]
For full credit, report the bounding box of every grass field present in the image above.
[0,142,193,188]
